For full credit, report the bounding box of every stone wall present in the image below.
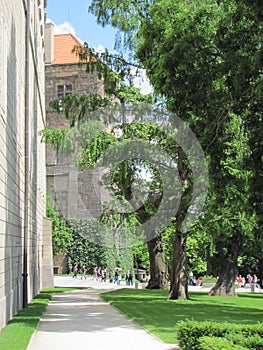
[53,254,68,275]
[45,59,105,220]
[0,0,50,330]
[41,218,54,288]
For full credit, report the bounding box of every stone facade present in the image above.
[53,254,68,275]
[45,26,105,221]
[0,0,53,330]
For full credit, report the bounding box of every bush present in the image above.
[177,321,263,350]
[242,335,263,350]
[177,320,229,349]
[228,333,263,350]
[199,336,246,350]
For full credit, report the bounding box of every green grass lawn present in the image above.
[100,289,263,344]
[0,288,80,350]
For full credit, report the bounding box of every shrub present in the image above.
[199,336,246,350]
[177,320,229,349]
[177,321,263,350]
[228,333,263,350]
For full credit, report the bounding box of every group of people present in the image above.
[125,269,133,285]
[72,264,134,286]
[93,266,108,282]
[72,264,87,279]
[114,268,133,285]
[236,274,260,288]
[189,272,203,286]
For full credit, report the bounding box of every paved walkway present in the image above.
[27,277,177,350]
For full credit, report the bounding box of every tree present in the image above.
[207,114,254,296]
[66,217,133,274]
[46,196,73,256]
[77,119,179,289]
[88,0,263,298]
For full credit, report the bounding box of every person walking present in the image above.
[115,268,120,285]
[125,270,129,285]
[81,265,87,279]
[127,270,133,286]
[93,266,98,280]
[109,269,113,283]
[72,264,78,278]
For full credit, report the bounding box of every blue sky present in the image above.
[46,0,152,94]
[46,0,117,50]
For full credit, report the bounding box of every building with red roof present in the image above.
[44,23,104,226]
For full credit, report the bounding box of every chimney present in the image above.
[44,22,54,64]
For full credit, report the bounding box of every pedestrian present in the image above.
[109,269,113,283]
[97,267,102,281]
[253,274,258,287]
[102,269,107,282]
[81,265,87,279]
[128,270,133,286]
[114,268,120,284]
[93,266,97,280]
[125,270,129,285]
[72,264,78,278]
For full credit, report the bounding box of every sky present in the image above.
[46,0,117,51]
[45,0,153,94]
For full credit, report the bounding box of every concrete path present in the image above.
[27,277,177,350]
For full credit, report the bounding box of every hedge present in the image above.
[177,320,263,350]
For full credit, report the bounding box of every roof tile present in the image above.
[54,34,86,64]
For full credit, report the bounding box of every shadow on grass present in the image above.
[237,293,263,299]
[101,288,263,326]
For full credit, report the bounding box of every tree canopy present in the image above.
[88,0,263,296]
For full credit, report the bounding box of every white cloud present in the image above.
[132,68,153,95]
[55,21,76,35]
[96,44,105,53]
[46,19,83,43]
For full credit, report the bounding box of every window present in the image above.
[57,84,72,98]
[65,84,72,95]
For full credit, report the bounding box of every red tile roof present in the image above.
[54,34,85,64]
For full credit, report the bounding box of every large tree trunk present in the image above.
[168,233,188,300]
[168,145,190,300]
[209,231,242,297]
[208,255,237,296]
[146,234,169,289]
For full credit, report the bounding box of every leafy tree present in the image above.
[77,119,178,289]
[49,93,110,127]
[46,196,73,256]
[206,114,255,296]
[88,0,263,298]
[40,128,68,163]
[67,218,106,273]
[43,51,171,288]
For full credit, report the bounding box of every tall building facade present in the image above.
[0,0,53,330]
[44,23,105,220]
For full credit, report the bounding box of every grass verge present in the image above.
[100,289,263,344]
[0,287,80,350]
